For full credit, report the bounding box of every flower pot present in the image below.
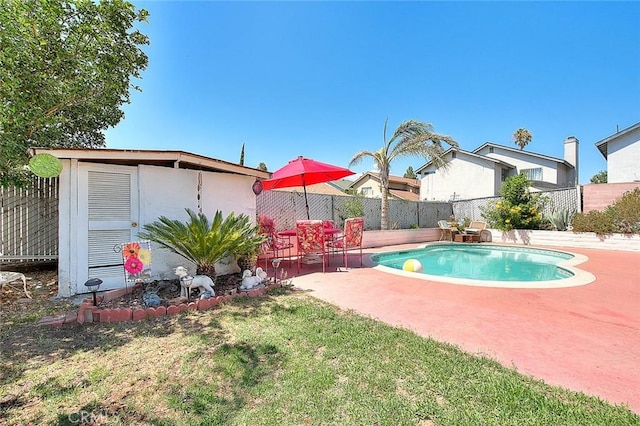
[237,254,258,273]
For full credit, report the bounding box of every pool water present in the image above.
[371,244,575,282]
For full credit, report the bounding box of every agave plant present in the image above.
[138,209,265,279]
[548,208,575,231]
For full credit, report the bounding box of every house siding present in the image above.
[477,146,561,186]
[420,152,496,201]
[607,128,640,183]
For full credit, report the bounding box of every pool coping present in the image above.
[371,242,596,289]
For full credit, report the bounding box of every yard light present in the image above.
[84,278,102,306]
[272,258,281,285]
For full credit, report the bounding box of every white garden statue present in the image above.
[240,267,268,290]
[174,266,215,299]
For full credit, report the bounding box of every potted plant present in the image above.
[235,228,266,273]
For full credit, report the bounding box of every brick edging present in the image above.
[37,283,276,327]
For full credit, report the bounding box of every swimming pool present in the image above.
[371,243,595,288]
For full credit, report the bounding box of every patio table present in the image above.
[278,227,343,264]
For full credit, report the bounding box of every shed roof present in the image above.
[28,147,270,179]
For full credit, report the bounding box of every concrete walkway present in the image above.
[282,244,640,413]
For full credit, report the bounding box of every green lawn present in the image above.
[1,288,638,425]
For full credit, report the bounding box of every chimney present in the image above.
[564,136,579,186]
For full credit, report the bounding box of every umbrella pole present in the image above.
[303,179,310,219]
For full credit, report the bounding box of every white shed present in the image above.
[29,148,270,297]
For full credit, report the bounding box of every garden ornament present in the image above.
[240,269,263,290]
[174,266,216,299]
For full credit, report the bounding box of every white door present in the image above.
[77,164,139,292]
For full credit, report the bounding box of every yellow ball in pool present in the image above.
[402,259,423,273]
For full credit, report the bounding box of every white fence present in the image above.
[0,178,59,264]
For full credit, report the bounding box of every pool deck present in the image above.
[281,244,640,413]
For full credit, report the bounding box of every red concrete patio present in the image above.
[283,244,640,413]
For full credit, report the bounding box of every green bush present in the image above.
[571,188,640,235]
[481,174,546,231]
[338,196,365,227]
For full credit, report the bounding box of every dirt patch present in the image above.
[1,266,59,318]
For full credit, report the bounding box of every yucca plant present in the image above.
[138,209,265,279]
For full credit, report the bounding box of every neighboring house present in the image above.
[416,137,579,201]
[594,122,640,183]
[349,172,421,201]
[29,148,270,297]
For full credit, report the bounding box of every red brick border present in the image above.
[37,283,282,326]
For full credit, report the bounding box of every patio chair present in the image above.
[437,220,453,241]
[327,217,364,268]
[258,215,294,270]
[296,220,328,273]
[465,221,487,235]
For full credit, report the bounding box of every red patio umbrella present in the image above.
[261,156,355,219]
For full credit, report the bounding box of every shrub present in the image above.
[571,188,640,235]
[571,211,617,235]
[481,174,546,231]
[338,196,364,227]
[138,209,264,279]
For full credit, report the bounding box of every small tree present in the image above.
[403,166,417,179]
[239,143,245,166]
[338,196,365,228]
[482,173,546,231]
[513,128,533,150]
[257,162,268,171]
[590,170,607,184]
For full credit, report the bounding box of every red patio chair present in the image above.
[296,220,328,273]
[258,215,294,270]
[327,217,364,268]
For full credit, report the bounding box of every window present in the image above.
[489,146,494,153]
[521,168,543,180]
[501,168,510,182]
[361,187,373,196]
[451,151,457,159]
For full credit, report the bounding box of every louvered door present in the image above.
[77,164,139,292]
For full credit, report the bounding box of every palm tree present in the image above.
[138,209,265,280]
[513,128,532,150]
[349,119,458,230]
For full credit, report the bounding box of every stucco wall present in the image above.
[139,165,257,281]
[606,128,640,183]
[353,175,382,198]
[582,182,640,213]
[420,153,496,201]
[482,147,560,185]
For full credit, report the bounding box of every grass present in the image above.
[1,287,638,425]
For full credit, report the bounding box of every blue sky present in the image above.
[105,1,640,184]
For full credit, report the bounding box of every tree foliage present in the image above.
[350,119,457,230]
[0,0,150,186]
[257,162,268,171]
[403,166,417,179]
[513,128,533,150]
[590,170,608,184]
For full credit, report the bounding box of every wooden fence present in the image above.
[0,178,59,263]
